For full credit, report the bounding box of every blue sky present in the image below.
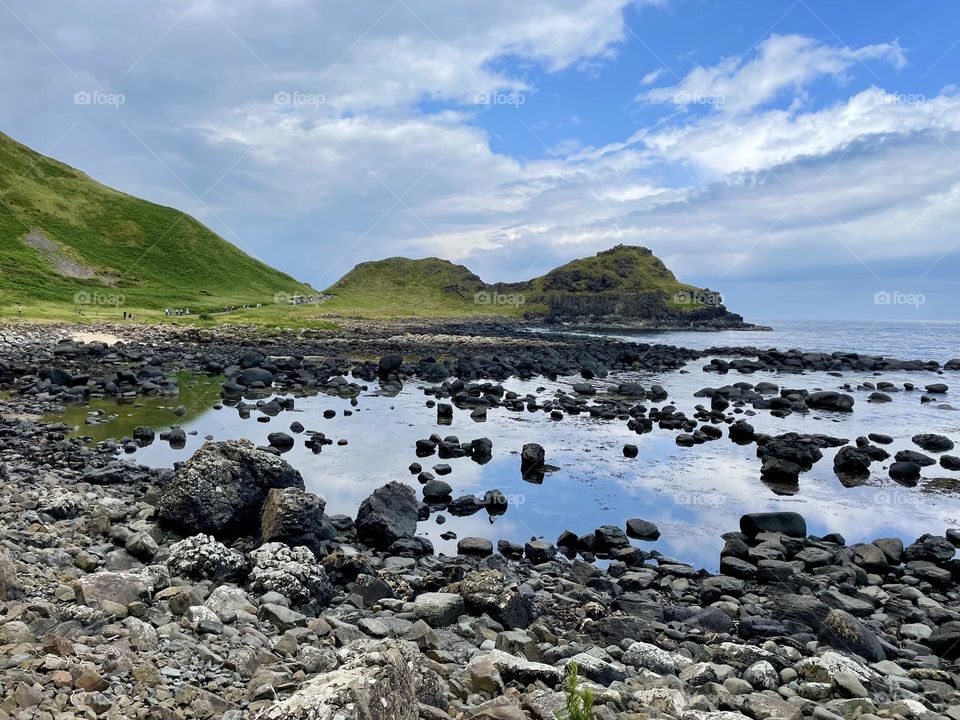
[2,0,959,322]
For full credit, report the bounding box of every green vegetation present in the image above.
[316,256,527,318]
[520,244,712,312]
[310,245,720,320]
[0,131,313,319]
[561,662,594,720]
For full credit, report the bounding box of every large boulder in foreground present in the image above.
[157,440,304,539]
[258,639,446,720]
[355,482,419,548]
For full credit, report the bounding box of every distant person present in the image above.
[17,304,23,318]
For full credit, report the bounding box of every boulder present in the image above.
[465,650,560,686]
[444,569,534,629]
[520,443,545,480]
[805,391,854,412]
[76,571,151,608]
[457,537,494,557]
[157,440,304,539]
[261,487,336,553]
[167,534,247,582]
[413,592,464,627]
[355,482,419,548]
[626,518,660,541]
[247,543,332,613]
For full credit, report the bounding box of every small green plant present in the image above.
[560,661,594,720]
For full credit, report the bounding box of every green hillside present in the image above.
[513,244,720,320]
[312,245,737,324]
[315,256,527,318]
[0,131,312,317]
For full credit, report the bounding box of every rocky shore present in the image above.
[1,321,959,720]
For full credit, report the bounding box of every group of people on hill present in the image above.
[164,308,190,316]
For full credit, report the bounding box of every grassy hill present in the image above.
[308,245,740,324]
[512,244,724,322]
[0,131,313,319]
[313,256,520,318]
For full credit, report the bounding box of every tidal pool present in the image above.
[48,359,960,569]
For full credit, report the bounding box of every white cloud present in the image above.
[641,34,907,113]
[2,2,958,320]
[644,87,960,175]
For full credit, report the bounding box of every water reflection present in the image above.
[45,358,960,570]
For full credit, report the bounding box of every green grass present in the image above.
[520,244,713,313]
[0,131,314,317]
[562,662,595,720]
[318,256,530,318]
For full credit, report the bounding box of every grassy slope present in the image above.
[308,246,714,319]
[0,131,313,317]
[519,244,708,311]
[315,256,526,318]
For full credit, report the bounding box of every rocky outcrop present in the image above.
[156,440,304,539]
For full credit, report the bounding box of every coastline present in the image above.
[1,320,958,719]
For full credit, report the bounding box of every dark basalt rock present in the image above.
[626,518,660,541]
[805,391,854,412]
[889,461,922,484]
[896,449,937,466]
[157,440,304,539]
[912,433,954,453]
[355,482,420,549]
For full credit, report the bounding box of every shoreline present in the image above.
[1,321,958,719]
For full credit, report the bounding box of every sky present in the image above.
[1,0,959,322]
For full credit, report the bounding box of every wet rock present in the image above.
[805,391,854,412]
[889,461,921,483]
[457,537,494,557]
[520,443,545,480]
[626,517,660,540]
